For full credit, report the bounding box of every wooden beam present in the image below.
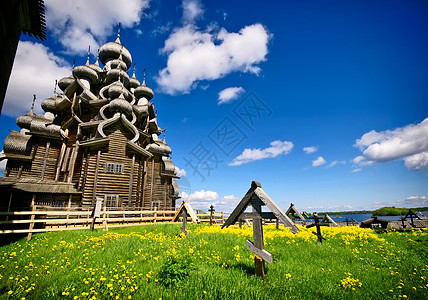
[128,154,135,207]
[41,141,50,180]
[27,193,36,241]
[68,142,79,183]
[92,150,101,206]
[246,240,272,264]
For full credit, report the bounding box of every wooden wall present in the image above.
[81,126,141,208]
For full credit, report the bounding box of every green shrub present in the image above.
[157,256,194,286]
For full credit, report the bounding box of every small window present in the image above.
[106,162,123,173]
[151,202,160,210]
[107,163,115,172]
[105,195,118,208]
[115,164,123,173]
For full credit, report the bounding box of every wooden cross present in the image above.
[208,204,215,226]
[306,213,337,245]
[222,181,298,279]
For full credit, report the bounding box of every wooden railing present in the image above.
[0,207,227,240]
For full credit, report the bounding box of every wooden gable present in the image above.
[222,181,298,233]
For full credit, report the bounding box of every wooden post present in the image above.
[314,213,322,245]
[102,201,108,231]
[221,211,225,224]
[66,194,72,228]
[209,205,215,226]
[41,141,50,180]
[55,137,67,181]
[252,203,266,279]
[276,218,279,229]
[92,150,101,206]
[68,142,80,183]
[128,154,135,208]
[27,193,36,241]
[153,207,157,224]
[6,193,13,222]
[181,208,188,235]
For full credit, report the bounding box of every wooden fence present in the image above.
[0,207,227,240]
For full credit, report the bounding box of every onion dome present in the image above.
[16,95,36,129]
[41,94,69,113]
[3,131,31,155]
[99,34,132,70]
[134,84,154,101]
[107,81,129,100]
[129,65,140,89]
[30,114,63,138]
[89,57,103,73]
[162,156,177,176]
[109,94,133,117]
[172,180,180,197]
[105,67,130,86]
[109,56,127,71]
[133,104,148,117]
[58,74,74,91]
[72,65,99,84]
[146,140,172,156]
[16,113,34,130]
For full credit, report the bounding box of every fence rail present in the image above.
[0,206,227,240]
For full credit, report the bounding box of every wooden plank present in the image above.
[239,212,276,220]
[221,181,259,228]
[253,188,298,233]
[312,231,326,241]
[246,240,272,264]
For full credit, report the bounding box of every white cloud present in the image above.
[303,146,318,154]
[404,152,428,170]
[217,87,245,105]
[45,0,150,55]
[351,168,362,173]
[3,41,71,117]
[179,190,239,211]
[312,156,326,167]
[0,152,7,175]
[355,118,428,171]
[182,0,204,24]
[156,23,271,95]
[174,166,187,177]
[229,140,293,166]
[326,160,346,168]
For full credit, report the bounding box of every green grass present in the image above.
[1,224,427,299]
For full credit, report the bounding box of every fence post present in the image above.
[221,211,225,224]
[153,207,157,224]
[102,202,108,231]
[27,193,36,241]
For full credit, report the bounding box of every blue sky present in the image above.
[1,0,428,212]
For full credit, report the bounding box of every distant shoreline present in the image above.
[318,206,428,217]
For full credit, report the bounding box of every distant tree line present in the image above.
[319,206,428,216]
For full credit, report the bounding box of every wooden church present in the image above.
[0,31,180,211]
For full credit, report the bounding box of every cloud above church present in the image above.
[156,21,271,95]
[3,42,71,117]
[45,0,150,55]
[217,87,245,105]
[229,140,294,166]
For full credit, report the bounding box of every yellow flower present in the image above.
[8,291,13,295]
[203,291,207,294]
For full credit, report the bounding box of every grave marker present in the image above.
[222,181,298,279]
[172,201,199,235]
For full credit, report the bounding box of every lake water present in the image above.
[327,211,428,223]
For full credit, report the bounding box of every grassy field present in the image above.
[0,224,427,299]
